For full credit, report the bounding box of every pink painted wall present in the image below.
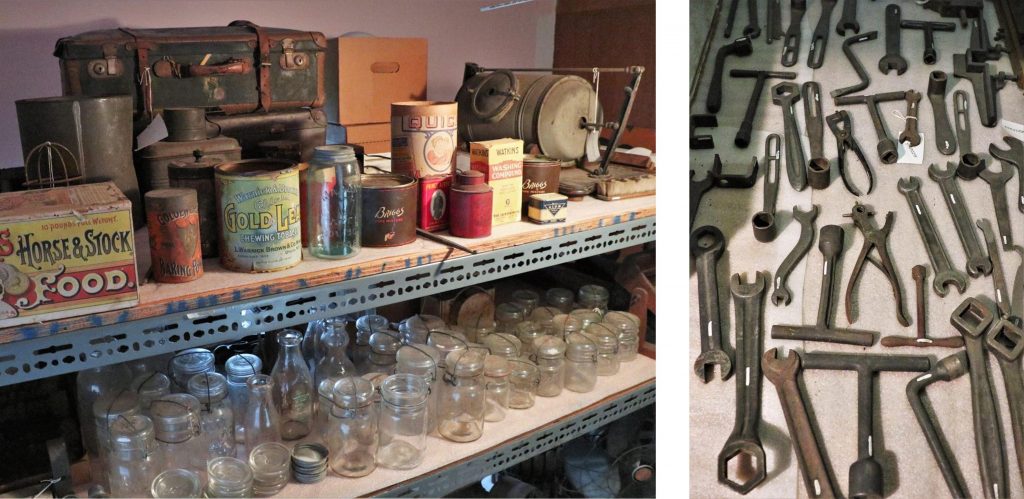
[0,0,556,167]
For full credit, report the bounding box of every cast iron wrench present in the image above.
[928,162,992,277]
[927,71,957,156]
[979,219,1012,318]
[803,82,830,190]
[781,0,807,67]
[954,90,986,180]
[989,136,1024,213]
[830,31,876,99]
[897,177,970,296]
[898,90,922,147]
[844,203,911,327]
[951,297,1006,499]
[743,0,760,39]
[731,69,797,148]
[834,91,906,165]
[766,0,782,43]
[724,0,740,38]
[900,20,956,65]
[772,204,819,306]
[825,110,873,196]
[986,317,1024,486]
[979,161,1015,250]
[752,135,782,243]
[836,0,859,35]
[881,265,965,348]
[801,351,931,499]
[707,37,754,114]
[905,351,970,498]
[772,82,807,191]
[762,348,837,499]
[878,4,908,75]
[717,272,767,494]
[807,0,838,69]
[692,226,732,382]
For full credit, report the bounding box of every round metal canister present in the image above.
[521,155,561,210]
[449,170,493,239]
[163,108,208,142]
[391,101,458,179]
[215,159,302,272]
[146,188,203,283]
[456,73,596,161]
[168,155,221,258]
[360,174,417,247]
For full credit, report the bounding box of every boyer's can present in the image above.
[522,155,561,211]
[145,188,203,283]
[215,159,302,272]
[361,174,418,247]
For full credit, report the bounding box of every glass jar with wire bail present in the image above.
[305,144,361,260]
[206,456,254,498]
[151,468,202,498]
[494,302,526,334]
[533,336,567,397]
[577,284,610,315]
[396,344,442,433]
[603,311,641,363]
[483,332,523,360]
[225,353,262,448]
[569,308,604,330]
[461,318,497,344]
[511,289,540,316]
[584,322,621,376]
[483,355,511,422]
[564,333,599,393]
[327,377,378,477]
[187,372,235,458]
[368,330,402,374]
[355,314,390,374]
[399,314,446,344]
[438,349,488,443]
[93,390,141,486]
[530,306,561,336]
[106,414,165,498]
[508,359,540,409]
[427,329,469,366]
[131,372,171,417]
[150,393,205,475]
[377,373,430,470]
[514,320,545,357]
[170,348,215,390]
[551,314,583,340]
[545,287,575,313]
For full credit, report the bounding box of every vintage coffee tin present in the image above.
[360,174,417,247]
[528,193,568,224]
[391,101,458,178]
[418,175,451,232]
[522,155,561,210]
[145,189,203,283]
[168,155,220,258]
[449,170,493,238]
[215,159,302,273]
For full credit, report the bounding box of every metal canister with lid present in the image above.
[145,188,203,283]
[449,170,493,238]
[169,152,220,258]
[521,155,561,210]
[360,174,418,247]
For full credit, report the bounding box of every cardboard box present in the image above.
[0,182,140,328]
[470,138,523,226]
[343,123,391,154]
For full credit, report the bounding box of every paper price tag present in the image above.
[897,133,925,165]
[1002,119,1024,142]
[135,114,168,151]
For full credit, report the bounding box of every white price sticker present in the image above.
[897,133,925,165]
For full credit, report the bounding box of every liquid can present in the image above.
[145,188,203,283]
[360,174,418,247]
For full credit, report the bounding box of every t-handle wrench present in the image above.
[835,91,906,165]
[731,69,797,148]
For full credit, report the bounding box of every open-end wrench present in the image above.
[986,318,1024,486]
[803,82,830,190]
[743,0,761,39]
[753,135,782,243]
[772,205,819,306]
[954,90,985,179]
[897,177,969,296]
[773,82,807,191]
[951,297,1007,499]
[781,0,807,67]
[692,226,732,382]
[881,265,965,348]
[898,90,922,146]
[978,219,1012,317]
[717,272,767,494]
[979,162,1015,250]
[878,4,909,75]
[707,37,754,114]
[732,69,797,148]
[927,71,957,156]
[928,162,992,277]
[808,0,838,69]
[905,351,970,498]
[989,136,1024,213]
[724,0,741,38]
[830,31,877,99]
[836,0,859,35]
[761,348,838,499]
[834,91,906,165]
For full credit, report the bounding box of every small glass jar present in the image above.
[225,354,262,447]
[551,314,583,340]
[151,393,204,474]
[508,359,540,409]
[249,442,291,496]
[564,333,599,393]
[570,309,604,329]
[545,288,575,313]
[428,330,468,366]
[484,332,522,359]
[533,336,567,397]
[151,468,202,498]
[514,320,545,357]
[131,372,171,416]
[494,302,525,334]
[530,306,561,335]
[328,377,378,477]
[483,355,510,422]
[171,348,215,390]
[242,374,281,456]
[577,284,610,315]
[438,350,487,443]
[93,391,141,476]
[271,329,314,440]
[355,314,390,374]
[511,289,540,316]
[368,331,402,374]
[585,323,621,376]
[377,374,429,470]
[306,145,361,260]
[206,456,254,498]
[396,344,441,433]
[461,319,496,344]
[604,311,641,362]
[106,414,165,498]
[399,314,447,344]
[187,372,235,458]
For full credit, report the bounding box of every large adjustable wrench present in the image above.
[692,226,732,382]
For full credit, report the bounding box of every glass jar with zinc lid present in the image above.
[511,289,540,316]
[584,322,621,376]
[328,377,378,477]
[438,349,487,443]
[483,355,510,422]
[545,287,575,313]
[564,333,598,393]
[377,373,429,470]
[577,284,610,314]
[305,144,361,259]
[533,336,567,397]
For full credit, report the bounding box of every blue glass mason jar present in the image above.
[305,145,361,259]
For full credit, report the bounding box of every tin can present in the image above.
[522,155,561,211]
[360,174,417,247]
[418,175,451,232]
[145,188,203,283]
[391,101,457,178]
[528,193,568,224]
[450,170,493,238]
[215,159,302,272]
[168,156,219,258]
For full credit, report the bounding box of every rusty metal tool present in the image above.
[802,351,931,499]
[692,226,732,382]
[836,0,859,35]
[1013,246,1024,319]
[772,204,819,306]
[803,82,830,190]
[831,31,877,99]
[844,202,911,327]
[743,0,761,39]
[691,114,718,150]
[906,351,970,498]
[717,272,767,494]
[825,110,873,196]
[953,90,986,179]
[772,82,807,191]
[989,136,1024,213]
[898,89,922,146]
[781,0,807,67]
[762,348,837,499]
[900,20,956,64]
[897,177,969,296]
[951,296,1007,499]
[752,135,781,243]
[978,219,1012,317]
[927,71,957,156]
[766,0,782,43]
[731,69,797,148]
[834,91,906,165]
[978,161,1015,250]
[966,16,1004,64]
[928,162,992,277]
[708,37,754,114]
[986,318,1024,486]
[807,0,838,68]
[879,4,909,74]
[953,53,1017,128]
[691,154,760,225]
[882,265,965,348]
[724,0,741,38]
[772,224,878,346]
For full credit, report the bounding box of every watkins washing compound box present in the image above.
[469,138,523,226]
[0,182,139,328]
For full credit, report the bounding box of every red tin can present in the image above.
[145,188,203,283]
[522,154,561,211]
[449,170,493,238]
[361,173,418,247]
[418,175,452,232]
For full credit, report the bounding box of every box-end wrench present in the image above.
[807,0,838,69]
[692,226,732,382]
[881,265,965,348]
[979,162,1015,250]
[927,71,957,156]
[985,318,1024,485]
[898,90,922,147]
[707,37,754,114]
[781,0,807,67]
[897,177,969,296]
[731,69,797,148]
[989,136,1024,213]
[954,90,986,179]
[753,135,782,243]
[772,82,807,191]
[803,82,831,190]
[717,272,767,494]
[762,348,838,499]
[928,162,992,277]
[834,91,906,165]
[830,31,877,99]
[978,219,1012,317]
[878,4,909,75]
[836,0,859,35]
[772,204,819,306]
[951,297,1007,499]
[906,351,970,498]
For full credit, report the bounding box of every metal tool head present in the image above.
[989,136,1024,167]
[771,82,801,105]
[819,225,845,259]
[979,160,1014,184]
[731,271,768,297]
[849,457,884,499]
[690,225,725,260]
[761,347,800,385]
[958,153,986,180]
[844,202,881,235]
[826,110,852,137]
[897,176,921,193]
[718,439,767,494]
[694,349,733,382]
[932,269,969,297]
[927,161,958,181]
[837,19,860,37]
[951,297,995,338]
[986,318,1024,362]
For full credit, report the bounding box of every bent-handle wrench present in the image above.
[927,71,957,155]
[781,0,807,67]
[831,31,877,99]
[772,205,819,306]
[773,82,807,190]
[718,272,768,494]
[986,318,1024,486]
[989,136,1024,213]
[708,37,754,114]
[897,177,969,296]
[766,0,782,43]
[808,0,838,69]
[978,219,1012,317]
[906,351,970,498]
[979,162,1015,250]
[692,226,732,382]
[928,162,992,277]
[836,0,859,35]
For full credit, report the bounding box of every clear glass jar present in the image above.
[306,144,361,259]
[206,456,254,498]
[131,372,171,416]
[93,390,141,489]
[585,323,621,376]
[570,309,604,329]
[151,393,204,474]
[512,289,540,316]
[355,314,390,374]
[151,468,202,498]
[483,355,510,422]
[328,377,378,477]
[170,348,215,391]
[78,363,132,490]
[545,287,575,313]
[577,284,610,315]
[438,349,487,443]
[368,331,401,374]
[396,344,441,433]
[530,306,561,335]
[242,374,281,455]
[377,374,429,470]
[494,302,525,334]
[271,329,314,440]
[307,316,353,372]
[302,319,327,372]
[399,314,447,344]
[248,442,291,496]
[514,320,544,357]
[313,321,357,438]
[604,311,641,362]
[483,332,522,360]
[508,359,540,409]
[461,319,496,344]
[187,372,235,458]
[106,414,165,498]
[565,333,599,393]
[225,353,262,448]
[428,330,468,366]
[533,336,567,397]
[551,314,582,340]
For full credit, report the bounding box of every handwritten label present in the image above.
[898,133,925,165]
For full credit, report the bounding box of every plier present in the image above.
[826,110,874,196]
[844,202,911,327]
